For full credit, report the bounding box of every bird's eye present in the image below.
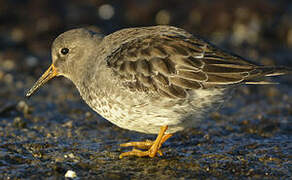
[60,48,69,55]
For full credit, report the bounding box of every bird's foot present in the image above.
[119,125,172,158]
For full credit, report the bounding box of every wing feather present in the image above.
[106,27,263,98]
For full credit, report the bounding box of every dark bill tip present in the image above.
[25,64,58,97]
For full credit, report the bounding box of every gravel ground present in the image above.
[0,0,291,179]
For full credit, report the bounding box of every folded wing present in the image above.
[106,28,289,99]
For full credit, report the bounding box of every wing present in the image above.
[106,30,259,99]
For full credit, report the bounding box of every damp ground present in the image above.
[0,0,291,179]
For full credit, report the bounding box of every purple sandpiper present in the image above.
[26,25,292,158]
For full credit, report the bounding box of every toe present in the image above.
[120,140,153,149]
[119,149,150,158]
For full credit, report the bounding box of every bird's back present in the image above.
[102,26,289,98]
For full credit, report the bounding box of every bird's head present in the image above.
[26,28,103,97]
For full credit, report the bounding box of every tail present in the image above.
[245,66,292,84]
[259,66,292,77]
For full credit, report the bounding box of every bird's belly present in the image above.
[82,88,227,134]
[86,95,184,134]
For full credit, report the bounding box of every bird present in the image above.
[26,25,291,158]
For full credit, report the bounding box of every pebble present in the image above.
[64,170,77,178]
[25,56,38,67]
[62,120,73,128]
[156,10,170,25]
[64,153,75,159]
[2,59,15,71]
[13,117,27,128]
[98,4,115,20]
[11,28,24,42]
[17,100,30,115]
[3,73,13,84]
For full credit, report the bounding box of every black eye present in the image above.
[61,48,69,55]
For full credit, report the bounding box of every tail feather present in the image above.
[244,81,279,85]
[258,66,292,77]
[248,66,292,78]
[244,66,292,84]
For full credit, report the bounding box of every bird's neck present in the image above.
[71,56,115,100]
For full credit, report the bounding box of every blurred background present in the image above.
[0,0,291,179]
[0,0,291,92]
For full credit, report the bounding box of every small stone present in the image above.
[2,59,15,71]
[55,155,65,162]
[98,4,115,20]
[64,153,75,159]
[203,134,210,140]
[13,117,27,128]
[156,10,171,25]
[3,73,13,84]
[65,170,77,178]
[17,100,30,115]
[85,111,92,118]
[68,153,75,159]
[25,56,38,67]
[62,120,73,128]
[11,28,24,42]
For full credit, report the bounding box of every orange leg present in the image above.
[119,125,173,158]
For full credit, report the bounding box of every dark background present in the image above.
[0,0,291,179]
